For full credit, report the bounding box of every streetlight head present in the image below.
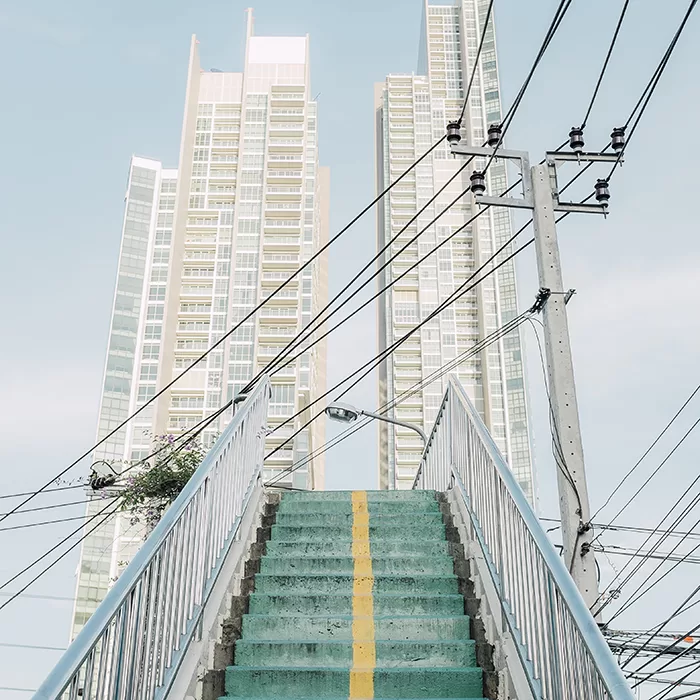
[325,402,360,423]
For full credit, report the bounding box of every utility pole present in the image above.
[447,122,621,611]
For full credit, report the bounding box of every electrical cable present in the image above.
[606,532,700,622]
[456,0,495,125]
[607,0,698,180]
[590,383,700,524]
[263,165,602,476]
[618,587,700,670]
[1,137,447,524]
[579,0,631,129]
[594,544,700,566]
[0,514,101,533]
[0,500,122,614]
[0,498,96,518]
[243,162,487,390]
[254,177,525,389]
[632,636,700,692]
[592,438,700,614]
[264,235,535,465]
[0,484,85,501]
[0,401,225,598]
[484,0,574,170]
[526,316,584,573]
[265,311,532,488]
[540,518,700,541]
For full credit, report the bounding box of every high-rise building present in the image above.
[375,0,534,495]
[72,11,329,636]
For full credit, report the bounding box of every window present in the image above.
[154,231,171,246]
[144,325,161,340]
[140,365,158,381]
[142,345,159,360]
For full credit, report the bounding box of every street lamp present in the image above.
[324,402,427,444]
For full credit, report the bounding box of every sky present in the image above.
[0,0,699,695]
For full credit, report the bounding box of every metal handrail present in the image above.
[414,376,634,700]
[34,378,271,700]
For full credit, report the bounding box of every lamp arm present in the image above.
[359,410,427,444]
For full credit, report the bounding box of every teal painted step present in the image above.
[253,574,459,595]
[225,667,483,698]
[279,490,437,502]
[259,555,455,576]
[265,539,449,557]
[242,614,471,641]
[248,593,465,617]
[277,500,440,515]
[274,512,444,527]
[235,639,477,668]
[222,491,484,700]
[271,523,446,541]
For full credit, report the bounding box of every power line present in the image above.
[594,544,700,567]
[578,0,631,129]
[540,517,700,541]
[0,137,446,525]
[265,311,532,488]
[0,642,66,652]
[254,177,526,393]
[456,0,495,125]
[0,404,223,601]
[485,0,574,169]
[0,514,96,533]
[0,484,85,501]
[591,383,700,524]
[0,498,93,518]
[592,436,700,614]
[607,0,698,180]
[244,164,487,391]
[265,234,535,465]
[0,501,121,613]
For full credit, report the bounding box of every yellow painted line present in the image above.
[350,491,375,699]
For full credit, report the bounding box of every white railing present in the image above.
[414,376,634,700]
[34,378,271,700]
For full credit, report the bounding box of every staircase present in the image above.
[223,489,488,700]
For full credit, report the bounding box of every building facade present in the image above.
[72,13,329,636]
[375,0,534,495]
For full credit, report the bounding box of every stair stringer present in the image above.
[445,486,539,700]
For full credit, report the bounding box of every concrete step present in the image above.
[225,667,483,698]
[259,555,455,576]
[277,500,440,515]
[248,593,465,617]
[253,574,459,595]
[279,490,437,502]
[235,639,477,668]
[241,614,470,641]
[265,539,449,557]
[274,512,444,527]
[270,523,446,541]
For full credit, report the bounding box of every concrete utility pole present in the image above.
[449,130,619,611]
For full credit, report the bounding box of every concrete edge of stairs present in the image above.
[200,492,282,700]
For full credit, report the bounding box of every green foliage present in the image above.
[118,434,207,533]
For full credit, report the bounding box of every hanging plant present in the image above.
[117,434,208,534]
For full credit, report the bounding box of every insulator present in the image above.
[487,123,502,148]
[470,170,486,196]
[569,126,585,154]
[594,178,610,206]
[446,121,462,145]
[610,126,626,151]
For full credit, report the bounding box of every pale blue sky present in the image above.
[1,1,699,695]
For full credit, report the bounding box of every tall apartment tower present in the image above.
[375,0,534,495]
[71,12,329,636]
